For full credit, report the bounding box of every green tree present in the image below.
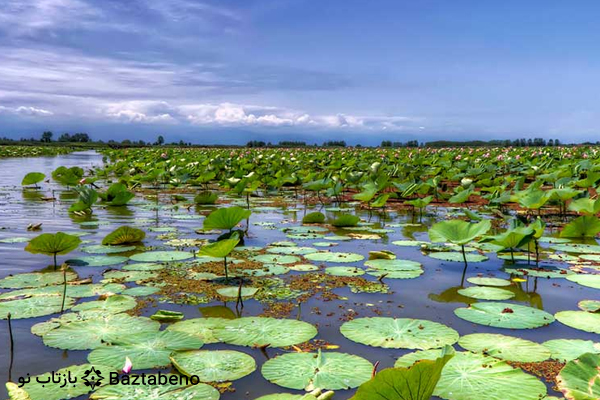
[41,131,53,143]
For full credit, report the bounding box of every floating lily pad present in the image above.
[304,252,364,263]
[392,240,428,247]
[214,317,317,348]
[0,237,30,243]
[90,378,220,400]
[241,264,290,277]
[67,255,128,267]
[130,251,193,262]
[340,317,459,350]
[261,351,373,390]
[170,350,256,382]
[454,302,555,329]
[122,286,160,296]
[288,264,320,272]
[556,352,600,400]
[166,318,228,344]
[250,254,301,264]
[458,333,550,362]
[542,339,600,362]
[24,364,115,400]
[325,267,364,276]
[72,295,137,315]
[552,243,600,254]
[466,277,512,287]
[43,314,160,350]
[122,263,164,271]
[555,311,600,334]
[80,244,137,254]
[0,283,124,300]
[566,274,600,289]
[428,252,488,262]
[578,300,600,312]
[504,265,572,278]
[103,270,158,283]
[395,351,547,400]
[0,271,77,289]
[457,286,515,300]
[0,294,74,319]
[88,330,204,369]
[266,246,318,255]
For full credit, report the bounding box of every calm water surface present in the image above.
[0,151,597,399]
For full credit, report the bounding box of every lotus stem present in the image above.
[317,391,334,400]
[236,279,244,309]
[461,244,468,268]
[7,312,14,382]
[223,256,229,283]
[53,253,58,270]
[60,267,68,314]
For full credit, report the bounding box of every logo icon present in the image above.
[81,367,103,390]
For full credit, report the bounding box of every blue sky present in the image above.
[1,0,599,144]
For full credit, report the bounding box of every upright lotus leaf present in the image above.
[88,330,204,369]
[560,216,600,238]
[21,172,45,187]
[43,314,160,350]
[340,317,459,350]
[543,339,600,362]
[395,351,547,400]
[429,219,492,245]
[52,166,84,186]
[568,197,600,216]
[6,382,32,400]
[556,352,600,400]
[458,333,550,362]
[98,183,135,206]
[69,185,98,213]
[102,226,146,245]
[90,378,220,400]
[331,214,360,227]
[25,232,82,268]
[0,294,75,319]
[203,206,251,231]
[199,237,240,282]
[454,302,555,329]
[22,364,114,400]
[213,317,318,347]
[194,191,219,204]
[517,189,551,211]
[481,225,535,261]
[261,351,373,390]
[555,311,600,334]
[170,350,256,382]
[350,346,455,400]
[302,212,325,224]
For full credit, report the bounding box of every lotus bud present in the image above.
[460,178,473,186]
[122,356,132,374]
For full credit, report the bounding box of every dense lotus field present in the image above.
[1,146,600,400]
[0,146,74,158]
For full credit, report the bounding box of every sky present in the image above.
[1,0,600,145]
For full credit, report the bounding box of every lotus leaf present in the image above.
[304,251,364,263]
[0,294,75,319]
[556,352,600,400]
[457,286,515,300]
[71,294,137,315]
[203,206,251,231]
[555,311,600,334]
[102,226,146,245]
[454,302,555,329]
[90,378,220,400]
[214,317,318,347]
[129,251,193,262]
[543,339,600,362]
[23,364,114,400]
[0,271,77,289]
[458,333,550,362]
[166,318,228,343]
[170,350,256,382]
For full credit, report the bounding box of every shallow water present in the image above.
[0,151,598,399]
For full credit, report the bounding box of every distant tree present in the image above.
[323,140,346,147]
[71,133,90,142]
[40,131,53,143]
[156,135,165,145]
[548,139,554,146]
[555,139,561,146]
[381,140,392,147]
[406,140,419,148]
[246,141,266,147]
[121,139,132,145]
[58,133,71,142]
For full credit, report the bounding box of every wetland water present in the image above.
[0,151,598,399]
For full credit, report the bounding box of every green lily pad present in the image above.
[0,294,74,319]
[0,271,77,289]
[395,351,547,400]
[0,283,124,300]
[130,251,193,262]
[428,252,489,262]
[261,351,373,390]
[23,364,115,400]
[578,300,600,312]
[304,252,365,263]
[90,378,220,400]
[166,318,228,344]
[122,263,164,271]
[466,277,512,287]
[241,264,290,277]
[150,310,184,322]
[216,287,258,298]
[88,330,204,369]
[543,339,600,362]
[103,270,158,283]
[266,246,318,255]
[340,317,459,350]
[392,240,428,247]
[457,286,515,300]
[454,302,555,329]
[170,350,256,382]
[0,237,30,243]
[250,254,301,264]
[567,274,600,289]
[552,243,600,254]
[72,295,137,315]
[122,286,160,296]
[325,266,365,276]
[504,265,572,278]
[67,255,129,267]
[556,352,600,400]
[214,317,317,348]
[288,264,320,272]
[555,311,600,334]
[458,333,550,362]
[80,244,137,254]
[43,314,160,350]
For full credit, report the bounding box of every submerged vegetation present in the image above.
[1,144,600,400]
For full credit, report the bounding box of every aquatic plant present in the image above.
[25,232,81,269]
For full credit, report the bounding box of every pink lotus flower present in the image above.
[122,357,132,374]
[160,153,168,159]
[79,178,87,185]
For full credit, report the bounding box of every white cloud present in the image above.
[0,105,53,116]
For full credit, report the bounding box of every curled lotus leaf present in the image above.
[556,352,600,400]
[102,226,146,245]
